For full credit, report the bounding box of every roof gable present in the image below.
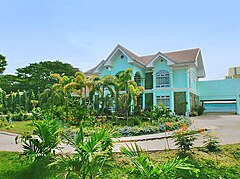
[146,52,175,68]
[164,48,200,63]
[85,45,204,77]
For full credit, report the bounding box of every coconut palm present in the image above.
[50,73,73,117]
[127,80,145,114]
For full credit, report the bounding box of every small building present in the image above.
[225,66,240,79]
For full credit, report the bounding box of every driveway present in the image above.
[190,113,240,145]
[0,114,239,152]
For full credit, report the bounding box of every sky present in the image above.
[0,0,239,80]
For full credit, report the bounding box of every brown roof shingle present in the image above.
[164,48,200,63]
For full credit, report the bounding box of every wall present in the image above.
[99,51,133,78]
[173,69,187,88]
[199,78,240,114]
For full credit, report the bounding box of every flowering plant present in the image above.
[173,127,197,153]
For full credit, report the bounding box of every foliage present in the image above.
[174,92,187,115]
[1,143,240,178]
[7,112,33,121]
[50,125,113,178]
[144,104,172,121]
[0,120,35,135]
[120,143,199,178]
[173,127,197,153]
[203,132,220,152]
[0,54,7,74]
[190,105,205,116]
[0,89,38,115]
[19,119,61,161]
[0,60,77,93]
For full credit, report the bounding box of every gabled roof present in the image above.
[164,48,200,63]
[85,60,106,75]
[85,44,204,76]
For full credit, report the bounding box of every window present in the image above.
[134,72,141,86]
[156,96,170,109]
[156,70,170,88]
[120,55,124,59]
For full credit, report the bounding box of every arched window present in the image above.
[134,72,141,86]
[156,70,170,88]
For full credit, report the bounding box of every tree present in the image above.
[49,73,73,117]
[0,74,20,93]
[0,54,7,74]
[15,60,78,93]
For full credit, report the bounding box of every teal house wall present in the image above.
[199,78,240,114]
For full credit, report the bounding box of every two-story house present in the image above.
[86,44,206,115]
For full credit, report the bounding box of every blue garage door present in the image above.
[204,102,237,113]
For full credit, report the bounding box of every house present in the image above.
[86,44,240,115]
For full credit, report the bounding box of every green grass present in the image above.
[106,143,240,178]
[0,121,35,135]
[0,152,56,179]
[0,144,239,178]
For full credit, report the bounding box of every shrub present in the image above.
[120,143,199,178]
[19,119,61,162]
[50,125,113,178]
[173,128,197,153]
[191,105,205,116]
[203,132,220,152]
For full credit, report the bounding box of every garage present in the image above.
[203,101,237,113]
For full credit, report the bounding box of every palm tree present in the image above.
[50,125,113,178]
[19,119,61,162]
[115,68,132,116]
[127,80,144,114]
[120,143,200,178]
[50,73,73,117]
[99,75,115,117]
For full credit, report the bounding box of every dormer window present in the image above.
[156,70,170,88]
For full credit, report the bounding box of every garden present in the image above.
[0,60,238,178]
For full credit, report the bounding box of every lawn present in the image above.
[0,143,239,178]
[0,121,35,135]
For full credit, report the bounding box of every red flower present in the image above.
[181,124,187,131]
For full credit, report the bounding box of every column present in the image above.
[186,91,191,116]
[152,69,156,106]
[171,91,174,112]
[142,78,145,109]
[170,68,174,112]
[237,95,240,115]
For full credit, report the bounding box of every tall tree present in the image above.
[0,54,7,74]
[16,60,78,93]
[0,75,20,93]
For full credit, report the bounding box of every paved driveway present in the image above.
[190,113,240,145]
[0,114,239,152]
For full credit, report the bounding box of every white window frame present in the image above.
[156,95,170,109]
[156,70,170,88]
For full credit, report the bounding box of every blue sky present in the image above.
[0,0,239,80]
